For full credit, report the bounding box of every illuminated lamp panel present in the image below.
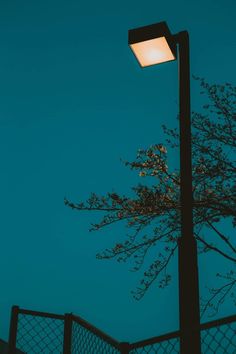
[130,37,175,67]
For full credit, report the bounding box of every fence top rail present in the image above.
[200,314,236,331]
[129,330,180,349]
[72,314,121,349]
[17,307,65,321]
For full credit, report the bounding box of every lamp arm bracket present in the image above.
[172,31,189,47]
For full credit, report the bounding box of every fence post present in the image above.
[120,342,130,353]
[8,305,19,354]
[63,313,73,354]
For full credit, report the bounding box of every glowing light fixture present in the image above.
[128,22,176,67]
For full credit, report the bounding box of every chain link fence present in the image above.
[8,307,65,353]
[129,331,180,354]
[201,316,236,354]
[71,317,120,353]
[7,306,236,353]
[8,306,124,354]
[128,316,236,354]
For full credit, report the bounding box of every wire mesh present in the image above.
[71,320,120,354]
[201,321,236,354]
[129,337,180,354]
[16,313,64,353]
[129,319,236,354]
[9,306,236,354]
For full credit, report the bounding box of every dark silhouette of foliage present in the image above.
[65,78,236,316]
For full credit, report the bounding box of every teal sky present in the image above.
[0,0,235,343]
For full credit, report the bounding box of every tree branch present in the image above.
[195,234,236,263]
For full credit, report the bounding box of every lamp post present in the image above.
[128,22,201,354]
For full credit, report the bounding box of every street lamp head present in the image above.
[128,22,176,68]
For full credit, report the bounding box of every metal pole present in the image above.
[63,313,73,354]
[8,305,19,354]
[119,342,130,353]
[176,31,201,354]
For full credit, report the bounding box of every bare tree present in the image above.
[65,78,236,317]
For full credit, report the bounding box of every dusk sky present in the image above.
[0,0,235,344]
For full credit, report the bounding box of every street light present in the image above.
[129,22,176,67]
[128,22,201,354]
